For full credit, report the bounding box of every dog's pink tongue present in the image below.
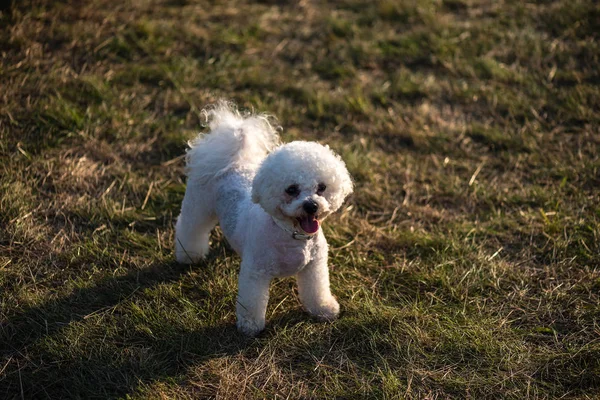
[298,215,320,234]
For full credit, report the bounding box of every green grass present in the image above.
[1,0,599,398]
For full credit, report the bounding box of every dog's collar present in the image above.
[271,217,315,240]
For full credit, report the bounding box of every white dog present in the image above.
[174,102,353,336]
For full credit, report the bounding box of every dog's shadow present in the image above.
[0,257,254,399]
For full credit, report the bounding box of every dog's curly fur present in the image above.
[175,102,353,336]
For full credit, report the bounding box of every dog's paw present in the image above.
[306,297,340,321]
[236,316,265,337]
[175,250,203,264]
[174,240,208,264]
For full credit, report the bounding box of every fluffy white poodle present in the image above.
[174,102,353,336]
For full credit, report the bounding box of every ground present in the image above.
[1,0,599,398]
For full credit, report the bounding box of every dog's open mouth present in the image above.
[296,215,320,234]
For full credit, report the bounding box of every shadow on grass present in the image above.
[0,258,251,399]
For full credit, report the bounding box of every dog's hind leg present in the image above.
[175,182,217,264]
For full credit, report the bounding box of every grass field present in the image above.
[1,0,599,398]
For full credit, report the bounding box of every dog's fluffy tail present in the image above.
[186,101,280,184]
[175,102,279,263]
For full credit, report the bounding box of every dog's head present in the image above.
[251,141,353,235]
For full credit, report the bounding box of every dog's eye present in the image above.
[285,184,300,196]
[317,183,326,194]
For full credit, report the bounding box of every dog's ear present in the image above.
[341,170,354,199]
[251,189,260,204]
[251,172,263,204]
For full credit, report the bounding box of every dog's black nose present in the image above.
[303,200,319,214]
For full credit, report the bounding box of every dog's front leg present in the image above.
[236,260,271,336]
[296,253,340,321]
